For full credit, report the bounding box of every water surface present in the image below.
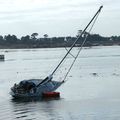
[0,46,120,120]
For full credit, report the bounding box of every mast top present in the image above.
[99,5,103,12]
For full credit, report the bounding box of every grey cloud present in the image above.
[0,0,120,37]
[0,0,98,23]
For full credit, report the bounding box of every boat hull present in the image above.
[10,79,63,98]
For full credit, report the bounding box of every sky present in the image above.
[0,0,120,38]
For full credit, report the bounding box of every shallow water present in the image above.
[0,46,120,120]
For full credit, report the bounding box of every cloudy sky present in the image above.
[0,0,120,37]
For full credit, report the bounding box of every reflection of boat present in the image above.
[10,6,103,98]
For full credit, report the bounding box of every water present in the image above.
[0,46,120,120]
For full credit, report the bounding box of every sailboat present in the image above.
[10,6,103,98]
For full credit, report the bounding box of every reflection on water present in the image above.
[8,97,120,120]
[11,97,64,120]
[0,46,120,120]
[11,96,61,103]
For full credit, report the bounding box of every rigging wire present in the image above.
[36,6,103,87]
[64,43,76,58]
[63,12,100,82]
[50,6,103,77]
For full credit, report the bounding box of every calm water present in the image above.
[0,46,120,120]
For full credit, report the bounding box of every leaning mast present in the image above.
[37,6,103,87]
[51,6,103,76]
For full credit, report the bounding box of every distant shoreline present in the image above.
[0,44,119,49]
[0,33,120,49]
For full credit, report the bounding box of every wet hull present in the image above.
[10,80,63,98]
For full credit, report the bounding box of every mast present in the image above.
[51,6,103,76]
[37,6,103,87]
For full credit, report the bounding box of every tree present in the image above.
[43,34,48,38]
[31,33,38,40]
[0,35,4,44]
[21,35,30,44]
[4,34,18,44]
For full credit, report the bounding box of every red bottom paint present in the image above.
[42,92,60,98]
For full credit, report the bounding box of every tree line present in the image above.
[0,31,120,49]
